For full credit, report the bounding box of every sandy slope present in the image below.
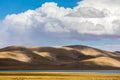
[0,45,120,70]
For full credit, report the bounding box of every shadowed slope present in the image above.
[0,45,120,70]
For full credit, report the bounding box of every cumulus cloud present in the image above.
[0,0,120,47]
[67,7,106,18]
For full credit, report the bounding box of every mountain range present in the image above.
[0,45,120,70]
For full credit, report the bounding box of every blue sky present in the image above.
[0,0,120,51]
[0,0,80,19]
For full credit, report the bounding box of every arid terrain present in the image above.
[0,72,120,80]
[0,45,120,70]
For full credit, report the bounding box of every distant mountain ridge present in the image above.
[0,45,120,70]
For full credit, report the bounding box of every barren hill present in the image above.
[0,45,120,70]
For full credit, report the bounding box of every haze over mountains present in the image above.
[0,45,120,70]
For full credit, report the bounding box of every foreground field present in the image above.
[0,72,120,80]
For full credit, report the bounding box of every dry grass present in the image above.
[0,72,120,80]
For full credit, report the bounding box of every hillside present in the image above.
[0,45,120,70]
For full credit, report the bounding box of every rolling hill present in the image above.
[0,45,120,70]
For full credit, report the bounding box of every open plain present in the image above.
[0,72,120,80]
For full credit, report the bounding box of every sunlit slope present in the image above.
[0,45,120,70]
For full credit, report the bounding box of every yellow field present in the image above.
[0,72,120,80]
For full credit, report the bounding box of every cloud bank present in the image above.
[0,0,120,48]
[95,44,120,51]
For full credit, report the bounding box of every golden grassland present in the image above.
[0,72,120,80]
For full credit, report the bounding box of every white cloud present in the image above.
[95,44,120,51]
[0,0,120,48]
[68,7,106,18]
